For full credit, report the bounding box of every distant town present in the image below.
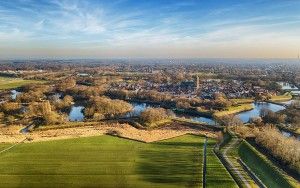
[0,59,299,188]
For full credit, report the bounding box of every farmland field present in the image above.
[0,135,206,188]
[0,76,44,90]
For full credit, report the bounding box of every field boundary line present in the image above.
[0,138,27,155]
[202,137,207,188]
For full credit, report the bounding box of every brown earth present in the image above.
[0,122,217,143]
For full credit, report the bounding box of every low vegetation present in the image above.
[255,126,300,172]
[0,76,44,90]
[238,141,295,188]
[84,96,132,120]
[269,93,293,102]
[140,107,171,127]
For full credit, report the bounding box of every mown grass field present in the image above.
[0,76,44,90]
[238,141,296,188]
[206,139,238,188]
[214,103,254,117]
[0,135,205,188]
[269,92,292,102]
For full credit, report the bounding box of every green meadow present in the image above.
[0,135,202,188]
[238,141,295,188]
[0,135,234,187]
[0,76,44,90]
[0,135,237,188]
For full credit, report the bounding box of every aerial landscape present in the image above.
[0,0,299,188]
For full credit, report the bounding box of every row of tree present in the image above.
[255,126,300,172]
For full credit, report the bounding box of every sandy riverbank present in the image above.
[0,123,217,143]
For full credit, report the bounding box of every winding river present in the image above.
[128,101,286,124]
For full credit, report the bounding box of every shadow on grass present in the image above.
[136,140,202,187]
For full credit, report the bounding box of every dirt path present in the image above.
[222,138,253,188]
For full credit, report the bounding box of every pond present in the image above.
[129,101,289,125]
[281,130,300,140]
[237,102,285,123]
[128,102,216,125]
[126,102,160,117]
[11,90,21,100]
[68,105,85,121]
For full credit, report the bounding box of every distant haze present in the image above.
[0,0,300,59]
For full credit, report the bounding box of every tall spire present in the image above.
[196,75,200,90]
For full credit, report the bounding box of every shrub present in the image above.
[140,107,169,124]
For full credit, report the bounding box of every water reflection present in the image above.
[69,105,85,121]
[281,130,300,140]
[128,102,215,125]
[237,102,285,123]
[11,90,21,100]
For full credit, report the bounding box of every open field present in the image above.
[269,93,293,102]
[0,134,205,188]
[238,141,297,188]
[206,139,238,188]
[214,103,254,117]
[0,76,45,90]
[230,98,254,104]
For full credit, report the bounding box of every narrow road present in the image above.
[222,138,252,188]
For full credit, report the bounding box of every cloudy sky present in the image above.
[0,0,300,59]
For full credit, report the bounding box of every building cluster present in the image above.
[200,79,272,99]
[111,76,280,99]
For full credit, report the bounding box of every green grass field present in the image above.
[269,92,293,102]
[0,76,44,90]
[238,141,295,188]
[214,103,254,117]
[0,135,206,188]
[206,139,238,188]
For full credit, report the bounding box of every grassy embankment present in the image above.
[219,135,258,188]
[0,76,45,90]
[33,121,97,131]
[269,92,293,102]
[230,98,254,104]
[214,103,254,117]
[238,141,298,188]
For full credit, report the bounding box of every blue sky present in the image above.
[0,0,300,59]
